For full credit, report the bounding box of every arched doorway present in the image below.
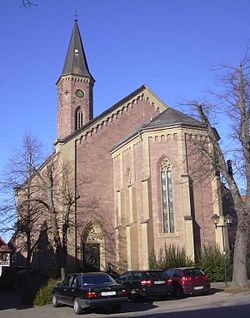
[81,222,105,272]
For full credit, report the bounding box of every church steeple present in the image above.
[56,19,95,140]
[61,19,94,80]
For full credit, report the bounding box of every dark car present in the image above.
[116,270,173,301]
[164,267,210,297]
[52,272,128,314]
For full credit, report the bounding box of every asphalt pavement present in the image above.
[0,283,250,318]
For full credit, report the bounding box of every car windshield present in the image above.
[81,274,115,286]
[144,271,163,278]
[183,269,205,276]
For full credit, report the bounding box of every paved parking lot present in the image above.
[0,285,250,318]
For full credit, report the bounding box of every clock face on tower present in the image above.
[75,89,84,98]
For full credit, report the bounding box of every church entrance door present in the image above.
[83,243,100,271]
[81,222,104,272]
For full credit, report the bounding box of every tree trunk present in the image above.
[26,250,32,273]
[232,228,249,289]
[56,245,67,280]
[231,204,249,289]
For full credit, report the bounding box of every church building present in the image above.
[16,19,227,274]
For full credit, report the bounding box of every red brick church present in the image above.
[15,20,227,274]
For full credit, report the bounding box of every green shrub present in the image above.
[34,279,58,306]
[18,273,47,304]
[197,245,233,282]
[149,244,194,269]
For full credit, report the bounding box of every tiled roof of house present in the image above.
[0,236,11,252]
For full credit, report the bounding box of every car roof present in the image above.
[124,269,163,273]
[68,272,110,276]
[167,267,202,271]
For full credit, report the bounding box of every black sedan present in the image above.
[116,270,173,301]
[52,272,128,314]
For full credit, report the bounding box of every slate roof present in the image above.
[143,107,203,129]
[61,19,94,80]
[110,107,204,151]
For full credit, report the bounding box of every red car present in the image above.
[164,267,210,297]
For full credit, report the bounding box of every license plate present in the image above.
[194,286,204,290]
[154,281,165,284]
[101,291,116,296]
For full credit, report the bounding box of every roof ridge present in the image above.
[55,85,149,144]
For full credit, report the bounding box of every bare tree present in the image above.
[0,133,46,271]
[20,0,38,8]
[44,161,80,280]
[0,134,80,278]
[18,152,98,279]
[186,56,250,290]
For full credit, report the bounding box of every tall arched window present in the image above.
[161,159,175,233]
[75,106,83,130]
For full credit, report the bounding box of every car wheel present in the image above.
[175,286,184,298]
[52,294,60,307]
[73,298,82,315]
[112,304,122,312]
[130,289,139,302]
[160,295,168,300]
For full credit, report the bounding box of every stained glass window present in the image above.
[161,159,175,233]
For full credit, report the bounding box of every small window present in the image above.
[74,48,79,55]
[132,272,143,280]
[119,273,129,281]
[184,268,205,277]
[81,274,114,286]
[173,270,182,278]
[164,269,173,277]
[62,275,72,287]
[71,276,77,287]
[144,271,163,278]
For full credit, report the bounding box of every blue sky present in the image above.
[0,0,250,173]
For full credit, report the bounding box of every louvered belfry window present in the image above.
[75,107,83,130]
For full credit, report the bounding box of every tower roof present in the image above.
[61,19,94,80]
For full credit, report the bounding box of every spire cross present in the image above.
[74,10,78,21]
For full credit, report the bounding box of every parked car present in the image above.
[116,270,173,301]
[163,267,210,297]
[52,272,128,315]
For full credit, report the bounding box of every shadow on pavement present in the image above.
[112,303,250,318]
[87,300,158,315]
[120,301,158,313]
[0,291,32,310]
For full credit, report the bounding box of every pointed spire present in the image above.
[61,19,94,80]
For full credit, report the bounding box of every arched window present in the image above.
[75,107,83,130]
[161,159,175,233]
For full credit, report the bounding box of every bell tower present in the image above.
[56,19,95,140]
